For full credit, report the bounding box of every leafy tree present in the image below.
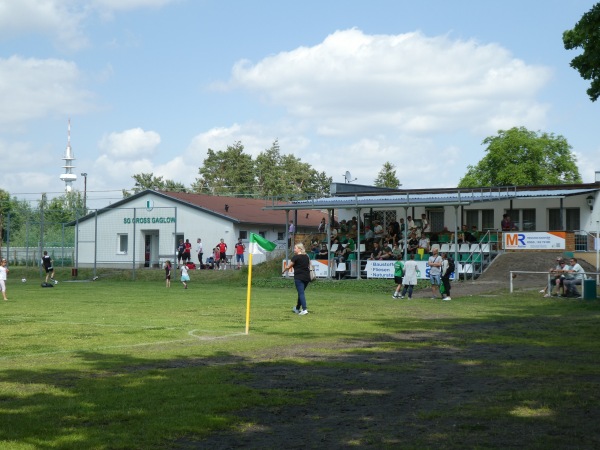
[563,2,600,102]
[124,173,187,197]
[459,127,582,187]
[374,162,401,189]
[255,140,331,198]
[193,142,256,196]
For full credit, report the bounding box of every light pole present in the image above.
[81,173,87,211]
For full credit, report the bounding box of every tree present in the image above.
[563,2,600,102]
[374,162,401,189]
[459,127,582,187]
[193,142,256,196]
[124,173,187,197]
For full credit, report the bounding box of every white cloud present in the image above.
[0,56,94,127]
[229,28,552,137]
[98,128,161,159]
[0,0,178,49]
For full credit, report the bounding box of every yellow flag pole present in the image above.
[245,253,254,334]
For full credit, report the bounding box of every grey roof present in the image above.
[264,186,600,211]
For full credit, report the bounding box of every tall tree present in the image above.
[124,173,187,197]
[563,2,600,102]
[374,162,401,189]
[459,127,582,187]
[194,142,256,196]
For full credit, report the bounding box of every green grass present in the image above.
[1,264,600,448]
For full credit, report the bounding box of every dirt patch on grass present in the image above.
[173,253,600,449]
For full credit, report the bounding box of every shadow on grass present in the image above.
[1,301,600,449]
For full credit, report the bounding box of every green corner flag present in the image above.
[248,232,277,255]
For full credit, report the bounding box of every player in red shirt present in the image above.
[217,239,228,270]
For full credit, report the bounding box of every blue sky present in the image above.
[1,0,598,209]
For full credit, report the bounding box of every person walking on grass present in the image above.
[399,254,418,299]
[392,255,404,298]
[180,263,190,289]
[0,258,9,301]
[164,260,172,288]
[282,243,311,315]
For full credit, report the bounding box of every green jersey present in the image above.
[394,260,404,277]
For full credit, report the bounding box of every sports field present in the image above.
[1,265,600,449]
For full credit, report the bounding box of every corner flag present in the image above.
[245,232,277,335]
[249,233,276,254]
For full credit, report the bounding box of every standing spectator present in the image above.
[217,238,228,270]
[420,213,430,233]
[501,214,516,231]
[399,254,419,299]
[288,220,295,248]
[440,252,454,301]
[428,247,443,299]
[563,257,586,297]
[182,239,192,263]
[213,246,222,270]
[234,238,246,269]
[180,263,190,289]
[164,260,172,288]
[196,238,203,269]
[406,216,416,232]
[373,220,384,243]
[176,239,185,267]
[42,250,56,284]
[392,255,404,298]
[318,218,326,233]
[363,226,374,249]
[282,243,311,315]
[0,258,9,301]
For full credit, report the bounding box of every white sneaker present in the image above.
[443,297,451,301]
[543,294,551,298]
[298,309,309,315]
[392,293,398,298]
[292,307,300,313]
[539,289,545,293]
[399,295,405,299]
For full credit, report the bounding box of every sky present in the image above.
[1,0,599,209]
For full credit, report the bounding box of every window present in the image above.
[506,209,536,231]
[481,210,494,230]
[465,210,478,229]
[428,210,444,232]
[118,234,128,254]
[549,208,580,231]
[277,232,285,241]
[239,230,248,240]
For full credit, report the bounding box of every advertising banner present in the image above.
[503,232,566,250]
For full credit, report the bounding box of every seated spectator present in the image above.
[368,242,382,260]
[470,225,480,241]
[335,244,352,263]
[406,232,419,255]
[387,223,399,246]
[379,242,394,260]
[391,243,402,258]
[330,224,338,243]
[407,216,416,232]
[316,244,329,260]
[345,237,356,252]
[339,219,349,234]
[563,257,586,297]
[347,224,358,240]
[311,241,320,258]
[418,234,430,254]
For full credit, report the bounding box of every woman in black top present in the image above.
[282,243,311,315]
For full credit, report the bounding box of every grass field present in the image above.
[1,265,600,449]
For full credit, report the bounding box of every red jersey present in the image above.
[217,242,227,253]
